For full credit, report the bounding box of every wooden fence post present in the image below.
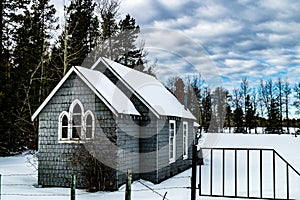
[0,174,2,200]
[71,174,76,200]
[125,169,132,200]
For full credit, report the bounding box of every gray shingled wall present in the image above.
[38,73,119,189]
[156,117,193,183]
[116,116,140,185]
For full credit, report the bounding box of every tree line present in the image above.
[1,0,298,157]
[168,76,300,134]
[0,0,152,155]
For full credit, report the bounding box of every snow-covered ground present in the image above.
[0,133,299,200]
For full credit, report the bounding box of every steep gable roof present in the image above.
[92,57,196,120]
[31,66,140,121]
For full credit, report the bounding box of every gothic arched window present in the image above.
[84,111,95,139]
[58,111,69,140]
[71,102,83,139]
[58,99,95,142]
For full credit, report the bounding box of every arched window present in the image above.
[58,99,95,142]
[58,111,69,140]
[70,100,83,139]
[62,115,69,139]
[84,111,95,139]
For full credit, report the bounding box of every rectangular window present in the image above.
[169,120,176,163]
[183,121,188,159]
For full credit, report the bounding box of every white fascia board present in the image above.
[31,67,77,121]
[90,57,103,70]
[31,66,137,121]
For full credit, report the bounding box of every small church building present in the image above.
[31,57,196,190]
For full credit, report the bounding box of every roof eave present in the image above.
[31,67,77,121]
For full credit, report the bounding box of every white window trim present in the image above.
[169,120,176,163]
[58,99,95,143]
[183,121,188,160]
[83,110,95,140]
[69,99,84,140]
[58,111,70,141]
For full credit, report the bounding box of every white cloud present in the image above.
[50,0,300,93]
[182,19,243,45]
[156,0,187,11]
[119,0,157,24]
[195,3,228,19]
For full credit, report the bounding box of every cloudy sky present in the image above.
[53,0,300,91]
[116,0,300,90]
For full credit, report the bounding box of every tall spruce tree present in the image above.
[115,14,144,69]
[51,0,99,77]
[10,0,58,152]
[0,0,28,154]
[245,94,256,133]
[96,0,148,71]
[232,88,245,133]
[202,87,212,132]
[98,0,119,59]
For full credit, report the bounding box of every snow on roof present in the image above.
[99,57,196,120]
[75,66,140,116]
[31,66,139,120]
[193,121,200,127]
[32,57,196,121]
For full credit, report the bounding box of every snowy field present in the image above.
[0,133,299,200]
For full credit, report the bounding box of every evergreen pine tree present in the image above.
[51,0,99,76]
[245,95,256,133]
[202,87,212,132]
[10,0,58,152]
[234,107,244,133]
[115,14,144,69]
[0,0,31,154]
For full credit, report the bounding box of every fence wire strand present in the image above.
[0,173,191,198]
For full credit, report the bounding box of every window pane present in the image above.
[62,127,68,138]
[169,120,176,162]
[72,127,80,138]
[62,115,68,126]
[86,126,92,138]
[170,130,174,137]
[73,104,81,113]
[183,122,188,158]
[73,115,81,126]
[86,114,92,125]
[170,123,174,130]
[169,141,173,159]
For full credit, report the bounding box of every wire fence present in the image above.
[0,173,192,199]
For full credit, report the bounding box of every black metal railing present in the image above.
[198,148,300,200]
